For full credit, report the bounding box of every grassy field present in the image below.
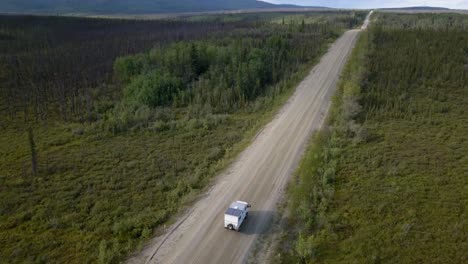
[0,12,367,263]
[277,12,468,263]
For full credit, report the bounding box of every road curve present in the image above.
[129,17,369,264]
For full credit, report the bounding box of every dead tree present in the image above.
[28,126,38,176]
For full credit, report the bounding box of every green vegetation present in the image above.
[374,12,468,30]
[271,11,366,27]
[184,11,367,27]
[278,13,468,263]
[0,12,364,263]
[115,27,334,110]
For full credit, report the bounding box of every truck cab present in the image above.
[224,201,251,231]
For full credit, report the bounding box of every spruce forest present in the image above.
[279,12,468,263]
[0,11,366,263]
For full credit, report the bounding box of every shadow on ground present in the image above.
[238,210,278,236]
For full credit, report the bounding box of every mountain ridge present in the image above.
[379,6,451,11]
[2,1,458,16]
[0,0,289,14]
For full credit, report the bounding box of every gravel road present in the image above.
[128,14,370,264]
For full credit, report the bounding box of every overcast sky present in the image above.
[263,0,468,9]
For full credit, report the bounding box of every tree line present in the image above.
[374,12,468,30]
[0,15,253,125]
[114,22,338,113]
[0,11,367,128]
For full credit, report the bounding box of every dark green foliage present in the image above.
[374,12,468,30]
[124,71,183,107]
[280,13,468,264]
[116,22,337,111]
[113,55,149,84]
[271,11,367,29]
[189,43,210,77]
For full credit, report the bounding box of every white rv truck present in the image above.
[224,201,251,231]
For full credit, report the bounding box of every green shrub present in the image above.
[114,54,149,84]
[207,146,225,161]
[124,71,183,108]
[150,120,170,132]
[295,233,316,261]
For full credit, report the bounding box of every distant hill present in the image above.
[380,6,451,11]
[0,0,286,14]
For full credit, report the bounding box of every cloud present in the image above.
[263,0,468,9]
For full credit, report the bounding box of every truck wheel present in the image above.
[227,224,234,230]
[245,212,248,218]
